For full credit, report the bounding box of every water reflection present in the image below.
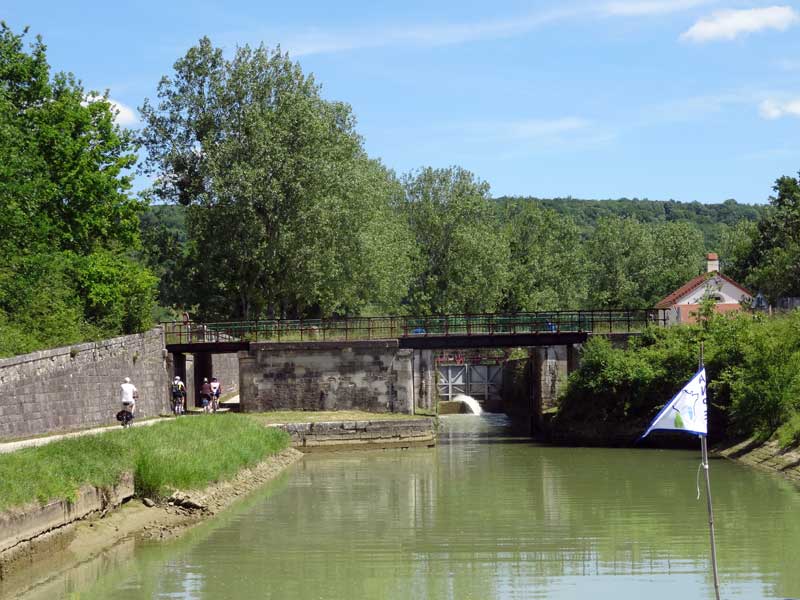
[9,415,800,599]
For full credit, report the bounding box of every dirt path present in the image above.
[0,417,171,455]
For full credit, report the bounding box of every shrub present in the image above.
[555,311,800,443]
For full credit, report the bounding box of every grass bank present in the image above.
[0,415,289,511]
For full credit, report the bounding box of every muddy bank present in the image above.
[716,438,800,485]
[0,448,302,597]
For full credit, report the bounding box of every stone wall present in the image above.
[532,346,569,411]
[274,418,436,451]
[211,353,239,398]
[0,472,134,556]
[0,329,171,440]
[239,340,416,414]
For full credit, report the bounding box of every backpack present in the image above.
[171,382,182,397]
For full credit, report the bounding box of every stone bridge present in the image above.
[164,310,664,417]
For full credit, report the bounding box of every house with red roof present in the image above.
[655,253,753,325]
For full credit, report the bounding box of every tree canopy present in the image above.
[743,173,800,302]
[0,23,154,356]
[139,38,414,320]
[401,167,510,314]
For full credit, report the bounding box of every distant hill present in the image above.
[142,197,765,256]
[493,196,764,246]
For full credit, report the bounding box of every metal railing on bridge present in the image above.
[163,309,667,346]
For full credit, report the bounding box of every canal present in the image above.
[15,415,800,599]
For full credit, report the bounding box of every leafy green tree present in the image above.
[0,23,153,355]
[402,166,510,314]
[717,220,757,283]
[745,173,800,302]
[0,23,141,253]
[138,204,191,312]
[585,217,704,308]
[585,217,655,307]
[140,38,414,320]
[648,221,705,300]
[500,201,587,311]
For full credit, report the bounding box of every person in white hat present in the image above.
[119,377,138,427]
[171,376,186,416]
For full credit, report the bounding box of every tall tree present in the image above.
[585,217,705,308]
[0,23,141,254]
[586,217,655,308]
[717,220,758,284]
[745,173,800,302]
[501,201,587,311]
[0,23,153,355]
[402,167,510,314]
[648,221,705,301]
[140,38,413,320]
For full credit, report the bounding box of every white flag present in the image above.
[641,367,707,439]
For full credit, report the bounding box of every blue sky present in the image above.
[5,0,800,203]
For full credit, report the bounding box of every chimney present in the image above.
[706,252,719,273]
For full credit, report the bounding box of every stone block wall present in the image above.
[274,418,436,451]
[0,329,171,439]
[533,345,569,411]
[210,353,239,398]
[239,340,415,414]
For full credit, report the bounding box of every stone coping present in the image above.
[0,328,163,370]
[271,418,436,452]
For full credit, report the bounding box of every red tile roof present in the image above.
[655,272,753,309]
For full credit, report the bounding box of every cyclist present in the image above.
[200,378,212,413]
[210,377,222,413]
[119,377,137,428]
[171,376,186,416]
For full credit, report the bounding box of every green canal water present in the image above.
[14,415,800,599]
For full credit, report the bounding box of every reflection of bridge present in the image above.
[163,309,666,420]
[164,309,667,353]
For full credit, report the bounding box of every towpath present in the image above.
[0,417,170,454]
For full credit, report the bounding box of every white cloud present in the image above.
[681,6,799,42]
[759,98,800,119]
[108,98,138,126]
[603,0,713,17]
[455,116,615,149]
[283,9,577,56]
[84,94,138,126]
[500,117,590,140]
[248,1,710,57]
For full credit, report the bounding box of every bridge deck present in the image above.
[164,310,665,352]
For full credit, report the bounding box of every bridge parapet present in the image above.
[164,309,666,348]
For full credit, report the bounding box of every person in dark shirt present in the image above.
[200,378,212,413]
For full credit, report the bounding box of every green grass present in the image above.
[0,415,289,511]
[776,412,800,449]
[249,410,426,424]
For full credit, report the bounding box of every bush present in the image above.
[555,311,800,443]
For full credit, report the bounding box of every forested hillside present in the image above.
[494,197,764,246]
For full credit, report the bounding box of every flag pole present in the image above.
[699,341,721,600]
[701,434,721,600]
